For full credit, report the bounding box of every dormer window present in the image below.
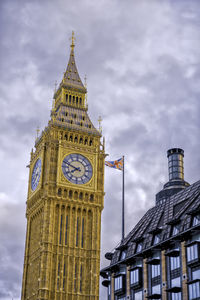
[172,223,180,236]
[136,242,143,253]
[120,250,126,261]
[153,233,161,245]
[193,214,200,226]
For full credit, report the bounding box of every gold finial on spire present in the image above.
[70,31,75,49]
[84,75,87,88]
[98,116,102,134]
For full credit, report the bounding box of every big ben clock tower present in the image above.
[21,33,105,300]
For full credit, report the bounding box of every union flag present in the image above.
[105,158,123,171]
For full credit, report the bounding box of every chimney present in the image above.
[167,148,184,181]
[156,148,190,205]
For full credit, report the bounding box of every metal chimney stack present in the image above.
[167,148,184,181]
[156,148,189,205]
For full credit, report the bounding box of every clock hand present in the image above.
[71,167,81,173]
[65,162,81,171]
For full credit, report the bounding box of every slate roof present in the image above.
[104,180,200,269]
[57,46,86,93]
[52,105,100,136]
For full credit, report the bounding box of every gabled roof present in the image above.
[107,180,200,267]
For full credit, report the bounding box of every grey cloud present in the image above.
[0,0,200,299]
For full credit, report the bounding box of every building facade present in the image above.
[21,34,105,300]
[101,148,200,300]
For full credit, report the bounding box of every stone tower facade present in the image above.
[21,33,105,300]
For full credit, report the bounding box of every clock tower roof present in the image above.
[57,32,86,94]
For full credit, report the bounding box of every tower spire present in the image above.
[59,32,86,93]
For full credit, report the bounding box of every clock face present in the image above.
[62,154,93,185]
[31,159,42,191]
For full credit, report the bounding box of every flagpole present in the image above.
[122,155,125,241]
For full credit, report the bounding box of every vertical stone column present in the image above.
[111,273,115,300]
[181,241,188,300]
[143,258,148,298]
[161,250,167,300]
[126,266,131,298]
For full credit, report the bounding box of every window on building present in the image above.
[187,243,199,262]
[192,266,200,280]
[170,256,180,270]
[76,217,79,247]
[63,263,66,291]
[58,262,60,276]
[171,292,182,300]
[74,263,77,292]
[133,290,143,300]
[81,218,84,248]
[193,214,200,226]
[172,224,180,236]
[149,252,161,298]
[153,233,161,245]
[65,215,68,245]
[188,281,200,300]
[171,277,181,288]
[59,215,63,244]
[120,250,126,261]
[108,276,111,297]
[191,233,200,242]
[57,278,59,290]
[80,264,82,293]
[114,276,123,291]
[130,268,141,286]
[152,264,160,278]
[136,242,143,253]
[152,284,161,294]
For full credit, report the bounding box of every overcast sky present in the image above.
[1,0,200,299]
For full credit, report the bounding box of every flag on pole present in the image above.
[105,157,123,171]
